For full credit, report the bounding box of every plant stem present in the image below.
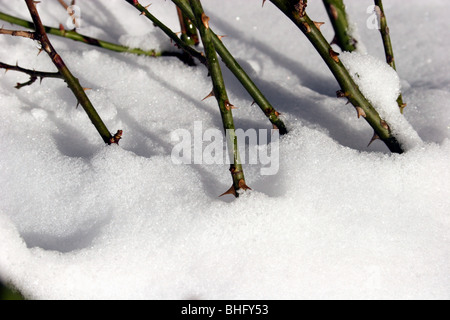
[0,11,169,58]
[269,0,403,154]
[176,6,199,46]
[0,61,63,88]
[322,0,357,52]
[124,0,207,65]
[374,0,406,113]
[173,0,288,135]
[189,0,250,197]
[24,0,117,145]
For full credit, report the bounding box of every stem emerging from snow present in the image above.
[173,0,288,135]
[374,0,406,113]
[269,0,403,154]
[24,0,118,145]
[189,0,250,197]
[322,0,357,52]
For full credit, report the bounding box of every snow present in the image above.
[340,51,423,150]
[0,0,449,300]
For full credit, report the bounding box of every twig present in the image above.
[24,0,118,145]
[0,26,36,39]
[322,0,357,52]
[189,0,250,197]
[173,0,288,135]
[0,11,170,58]
[374,0,406,113]
[0,61,63,89]
[269,0,403,154]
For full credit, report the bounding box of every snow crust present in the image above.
[0,0,449,300]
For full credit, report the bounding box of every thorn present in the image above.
[201,90,215,101]
[251,100,256,106]
[329,48,340,63]
[238,179,252,191]
[380,120,390,131]
[313,21,325,31]
[355,106,366,118]
[274,111,281,117]
[301,21,311,33]
[201,13,210,29]
[33,1,41,4]
[272,124,279,130]
[110,130,123,145]
[225,100,237,110]
[219,185,237,197]
[400,103,407,113]
[336,90,349,98]
[76,101,80,109]
[217,35,227,41]
[37,48,44,56]
[83,87,91,91]
[368,132,380,147]
[140,3,151,15]
[262,0,266,7]
[59,23,65,31]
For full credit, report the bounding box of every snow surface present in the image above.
[0,0,449,300]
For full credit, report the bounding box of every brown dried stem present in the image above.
[0,61,63,89]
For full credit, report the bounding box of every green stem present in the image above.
[24,0,116,145]
[189,0,249,197]
[322,0,357,52]
[124,0,207,65]
[176,6,199,46]
[0,11,167,58]
[269,0,403,154]
[374,0,406,113]
[173,0,288,135]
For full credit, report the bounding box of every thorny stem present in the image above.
[23,0,118,145]
[124,0,207,65]
[176,6,199,46]
[269,0,403,154]
[0,27,36,39]
[189,0,250,197]
[173,0,288,135]
[322,0,357,52]
[374,0,406,113]
[0,61,63,89]
[0,11,173,58]
[176,6,199,66]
